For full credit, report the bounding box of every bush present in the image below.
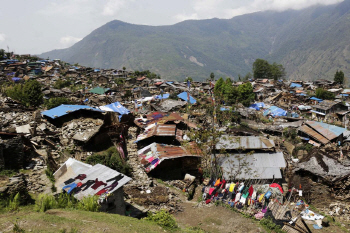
[145,210,178,229]
[35,194,57,212]
[54,79,71,89]
[6,80,43,107]
[77,195,99,212]
[86,147,131,176]
[260,217,284,233]
[44,97,72,109]
[7,193,21,212]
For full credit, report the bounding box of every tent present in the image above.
[89,87,110,95]
[155,93,170,100]
[99,102,130,120]
[263,106,287,117]
[249,102,265,111]
[177,92,196,104]
[290,83,302,88]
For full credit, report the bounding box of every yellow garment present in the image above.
[214,178,221,187]
[229,183,235,192]
[258,194,265,202]
[248,199,251,205]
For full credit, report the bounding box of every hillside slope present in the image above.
[41,0,350,81]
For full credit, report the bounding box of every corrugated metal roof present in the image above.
[138,143,201,172]
[134,112,183,128]
[41,105,104,119]
[216,136,275,150]
[299,125,329,144]
[306,121,345,140]
[54,158,131,200]
[219,152,286,180]
[135,124,183,142]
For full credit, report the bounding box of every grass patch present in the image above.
[203,217,222,226]
[145,209,178,230]
[0,169,18,177]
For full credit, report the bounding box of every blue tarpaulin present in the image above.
[220,106,231,111]
[290,83,302,88]
[12,77,22,82]
[263,106,287,117]
[100,102,130,120]
[155,93,170,100]
[177,92,196,104]
[310,97,323,102]
[42,105,104,119]
[249,102,265,110]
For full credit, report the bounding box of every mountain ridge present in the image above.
[41,1,350,81]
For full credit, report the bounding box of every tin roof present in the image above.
[219,152,286,180]
[138,143,201,172]
[216,136,275,150]
[306,121,345,141]
[299,124,329,144]
[135,124,183,142]
[54,158,131,200]
[134,112,183,128]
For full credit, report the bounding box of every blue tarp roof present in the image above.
[249,102,265,110]
[263,106,287,117]
[220,106,231,111]
[309,121,346,137]
[177,92,196,104]
[42,105,104,119]
[166,82,173,84]
[155,93,170,100]
[290,83,302,88]
[310,97,323,102]
[99,102,130,115]
[341,94,349,97]
[12,77,21,82]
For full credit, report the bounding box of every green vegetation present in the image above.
[252,59,285,80]
[259,217,284,233]
[7,193,21,212]
[0,169,18,177]
[134,70,160,79]
[214,79,254,106]
[54,79,71,89]
[315,88,335,100]
[86,147,131,176]
[334,70,345,84]
[185,77,193,82]
[6,80,43,107]
[44,97,72,109]
[145,209,178,230]
[115,78,125,85]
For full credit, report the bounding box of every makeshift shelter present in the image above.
[138,142,201,179]
[310,97,323,102]
[177,92,196,104]
[42,105,104,119]
[219,152,286,180]
[54,158,131,215]
[249,102,265,110]
[290,83,302,88]
[99,102,130,121]
[263,106,287,117]
[89,87,110,95]
[154,93,170,100]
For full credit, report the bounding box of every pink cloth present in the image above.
[255,212,265,220]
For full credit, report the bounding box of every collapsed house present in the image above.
[54,158,131,215]
[299,121,346,145]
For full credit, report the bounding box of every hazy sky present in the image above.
[0,0,343,54]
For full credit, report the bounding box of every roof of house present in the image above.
[89,87,110,95]
[137,142,201,172]
[306,121,346,141]
[177,92,196,104]
[216,136,275,150]
[219,152,286,180]
[99,102,130,115]
[41,105,104,119]
[299,124,330,144]
[314,100,340,110]
[54,158,132,200]
[135,124,183,142]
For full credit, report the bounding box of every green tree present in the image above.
[185,77,193,82]
[270,62,285,80]
[210,72,215,81]
[6,80,43,107]
[214,77,225,98]
[0,49,5,60]
[315,88,335,100]
[253,59,271,79]
[237,82,255,107]
[53,79,71,89]
[223,78,238,104]
[334,70,344,84]
[122,66,126,71]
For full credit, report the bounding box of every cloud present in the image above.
[60,36,82,48]
[0,33,6,42]
[174,13,199,21]
[102,0,126,16]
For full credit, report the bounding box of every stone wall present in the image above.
[1,136,25,170]
[100,188,126,215]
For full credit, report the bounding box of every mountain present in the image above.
[41,0,350,81]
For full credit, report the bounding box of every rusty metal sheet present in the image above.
[306,121,339,141]
[299,125,329,144]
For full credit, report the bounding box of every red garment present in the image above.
[77,182,83,187]
[270,183,283,193]
[248,185,254,196]
[220,179,226,189]
[95,188,107,196]
[91,179,107,190]
[205,199,211,204]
